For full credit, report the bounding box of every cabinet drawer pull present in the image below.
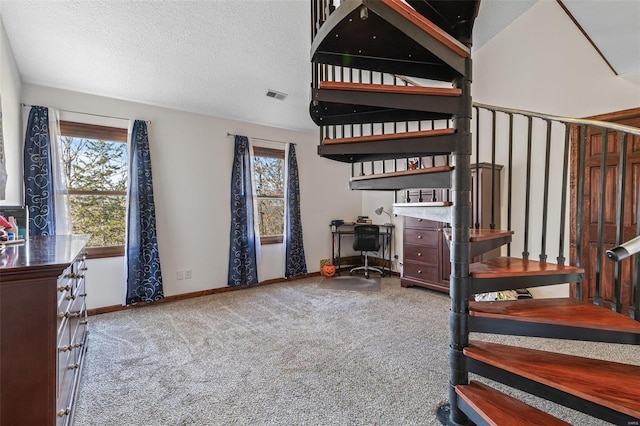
[58,408,70,417]
[417,252,422,257]
[417,235,423,239]
[58,285,71,292]
[68,363,79,370]
[59,345,72,352]
[417,270,422,274]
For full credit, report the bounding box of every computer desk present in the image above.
[330,223,394,275]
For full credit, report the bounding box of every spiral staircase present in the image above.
[309,1,640,425]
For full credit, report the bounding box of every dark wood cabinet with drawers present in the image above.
[401,163,501,292]
[0,235,90,426]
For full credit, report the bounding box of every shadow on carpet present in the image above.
[319,275,381,292]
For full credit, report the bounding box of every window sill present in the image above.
[85,245,125,259]
[260,236,283,245]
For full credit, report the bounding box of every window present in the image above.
[253,146,285,244]
[59,121,128,257]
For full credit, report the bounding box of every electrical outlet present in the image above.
[185,269,192,279]
[177,270,184,280]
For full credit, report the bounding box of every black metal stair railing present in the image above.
[473,102,640,319]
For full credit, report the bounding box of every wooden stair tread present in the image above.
[465,341,640,418]
[456,381,571,426]
[469,298,640,334]
[350,165,452,182]
[322,128,455,145]
[442,228,514,242]
[319,81,461,97]
[382,0,471,58]
[469,257,584,279]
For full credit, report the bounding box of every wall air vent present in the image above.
[266,89,287,101]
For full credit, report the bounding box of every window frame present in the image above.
[59,120,128,258]
[253,146,285,245]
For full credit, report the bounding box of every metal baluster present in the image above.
[540,120,552,262]
[613,132,627,313]
[507,113,513,256]
[474,106,480,229]
[406,190,411,203]
[311,1,316,39]
[419,190,423,202]
[594,128,609,306]
[360,161,364,176]
[490,110,496,229]
[351,163,354,179]
[557,125,570,265]
[575,125,587,300]
[634,168,640,320]
[523,116,533,260]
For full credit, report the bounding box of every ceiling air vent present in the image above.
[266,89,287,101]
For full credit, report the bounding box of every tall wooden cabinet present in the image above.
[401,163,502,292]
[0,235,90,426]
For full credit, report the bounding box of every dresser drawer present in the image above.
[404,217,438,230]
[403,260,438,283]
[404,244,438,264]
[404,228,439,247]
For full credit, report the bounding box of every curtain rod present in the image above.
[21,103,151,125]
[226,132,295,145]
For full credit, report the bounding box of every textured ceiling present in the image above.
[0,0,637,132]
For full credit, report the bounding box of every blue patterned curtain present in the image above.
[23,106,55,235]
[285,144,307,277]
[228,135,258,286]
[125,120,164,305]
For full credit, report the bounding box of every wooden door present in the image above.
[571,108,640,310]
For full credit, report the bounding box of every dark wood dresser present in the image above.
[401,163,502,292]
[0,235,90,426]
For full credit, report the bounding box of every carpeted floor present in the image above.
[73,276,639,425]
[319,275,382,292]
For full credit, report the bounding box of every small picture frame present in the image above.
[0,206,29,240]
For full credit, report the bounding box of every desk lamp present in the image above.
[375,206,393,225]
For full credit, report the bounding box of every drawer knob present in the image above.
[417,252,422,257]
[58,285,71,292]
[417,235,423,239]
[417,270,422,274]
[58,408,70,417]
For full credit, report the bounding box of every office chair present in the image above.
[350,225,384,279]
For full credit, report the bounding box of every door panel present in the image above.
[572,108,640,311]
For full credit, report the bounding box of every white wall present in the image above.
[472,0,640,297]
[18,84,361,309]
[0,16,23,204]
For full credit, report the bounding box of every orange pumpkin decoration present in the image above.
[322,264,336,277]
